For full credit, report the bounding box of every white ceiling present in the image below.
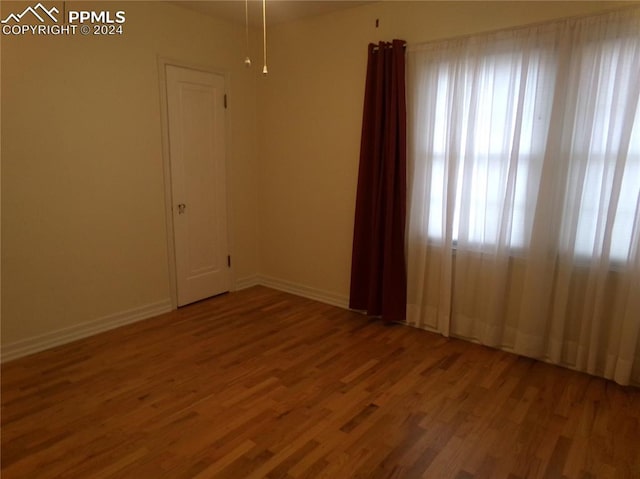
[173,1,373,27]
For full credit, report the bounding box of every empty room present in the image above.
[1,1,639,477]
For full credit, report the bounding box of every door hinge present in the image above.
[224,94,227,109]
[227,255,231,268]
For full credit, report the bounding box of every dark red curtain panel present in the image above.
[349,39,407,323]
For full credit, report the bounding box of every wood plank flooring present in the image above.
[2,286,639,478]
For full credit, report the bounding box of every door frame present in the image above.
[157,57,235,309]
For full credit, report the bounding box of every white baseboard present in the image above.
[2,277,349,363]
[234,274,261,291]
[1,299,173,363]
[257,275,349,309]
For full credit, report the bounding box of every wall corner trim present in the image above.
[253,275,350,309]
[234,275,261,291]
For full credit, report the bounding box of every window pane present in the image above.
[610,102,640,260]
[564,39,639,261]
[427,50,551,249]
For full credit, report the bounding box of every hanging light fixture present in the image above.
[244,0,251,67]
[262,0,268,75]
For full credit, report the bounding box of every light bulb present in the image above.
[262,65,268,75]
[244,57,252,68]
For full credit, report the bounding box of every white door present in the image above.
[166,65,230,306]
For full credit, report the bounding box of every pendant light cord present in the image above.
[262,0,268,75]
[245,0,250,54]
[244,0,251,67]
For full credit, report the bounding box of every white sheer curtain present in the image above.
[407,8,640,385]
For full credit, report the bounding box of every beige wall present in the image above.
[1,1,260,347]
[257,1,633,304]
[1,1,633,354]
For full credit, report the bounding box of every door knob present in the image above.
[177,203,186,214]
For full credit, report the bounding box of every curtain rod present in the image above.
[406,4,639,52]
[372,43,407,51]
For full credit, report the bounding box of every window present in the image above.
[424,50,554,249]
[408,27,640,262]
[562,40,640,260]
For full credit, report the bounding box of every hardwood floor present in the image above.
[2,286,639,478]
